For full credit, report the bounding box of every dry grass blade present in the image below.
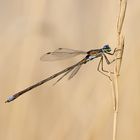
[117,0,127,34]
[110,0,127,140]
[116,35,125,74]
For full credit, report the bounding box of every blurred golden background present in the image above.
[0,0,140,140]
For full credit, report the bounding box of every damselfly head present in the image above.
[102,45,111,53]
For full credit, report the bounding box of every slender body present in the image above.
[5,45,120,103]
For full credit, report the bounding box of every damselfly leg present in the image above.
[97,56,112,80]
[97,48,122,80]
[105,48,122,55]
[103,54,122,65]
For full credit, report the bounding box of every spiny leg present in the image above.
[105,48,122,55]
[103,54,122,65]
[101,56,114,74]
[97,56,112,80]
[102,54,122,75]
[97,48,122,79]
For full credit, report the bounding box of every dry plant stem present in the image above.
[111,75,119,140]
[110,0,127,140]
[117,0,127,35]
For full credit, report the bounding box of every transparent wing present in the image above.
[53,64,82,85]
[40,48,87,61]
[53,68,73,85]
[68,64,82,80]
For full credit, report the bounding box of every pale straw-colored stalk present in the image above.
[110,0,127,140]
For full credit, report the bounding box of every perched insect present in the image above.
[5,45,121,103]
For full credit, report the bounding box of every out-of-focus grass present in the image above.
[0,0,140,140]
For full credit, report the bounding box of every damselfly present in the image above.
[5,45,121,103]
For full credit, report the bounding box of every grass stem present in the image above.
[110,0,127,140]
